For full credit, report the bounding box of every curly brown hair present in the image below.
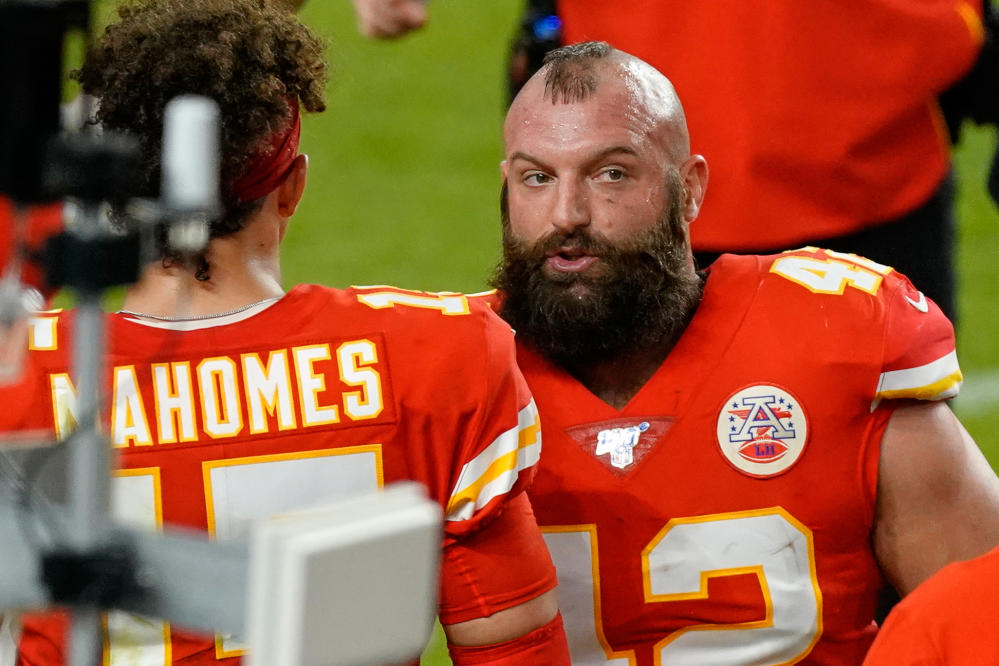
[74,0,327,275]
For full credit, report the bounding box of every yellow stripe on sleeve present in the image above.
[873,351,963,409]
[875,370,964,403]
[956,1,986,44]
[446,403,541,522]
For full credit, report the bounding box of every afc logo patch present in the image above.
[716,384,808,478]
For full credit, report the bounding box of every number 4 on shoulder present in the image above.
[770,248,892,296]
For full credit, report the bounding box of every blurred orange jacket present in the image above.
[557,0,985,251]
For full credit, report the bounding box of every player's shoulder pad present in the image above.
[757,249,958,403]
[343,284,509,335]
[760,246,915,310]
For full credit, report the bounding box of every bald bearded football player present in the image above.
[488,41,999,665]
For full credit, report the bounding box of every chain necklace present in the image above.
[116,296,281,322]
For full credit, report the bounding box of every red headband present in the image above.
[232,100,301,202]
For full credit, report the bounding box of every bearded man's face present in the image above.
[492,170,703,364]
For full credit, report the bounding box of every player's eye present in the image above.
[598,168,626,182]
[524,172,552,186]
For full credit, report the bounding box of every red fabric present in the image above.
[440,492,557,625]
[231,101,301,202]
[520,250,957,665]
[7,284,553,664]
[556,0,985,251]
[0,195,62,297]
[448,612,570,665]
[862,546,999,665]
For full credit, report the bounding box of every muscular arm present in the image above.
[874,400,999,595]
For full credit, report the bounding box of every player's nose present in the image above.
[550,179,590,234]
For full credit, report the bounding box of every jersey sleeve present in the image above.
[438,492,557,625]
[441,301,541,541]
[873,272,961,406]
[435,300,556,624]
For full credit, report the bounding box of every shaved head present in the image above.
[508,42,691,163]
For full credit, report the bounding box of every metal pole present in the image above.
[66,202,110,666]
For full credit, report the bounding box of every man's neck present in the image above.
[563,338,677,410]
[559,287,702,409]
[121,234,284,318]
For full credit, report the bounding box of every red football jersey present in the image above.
[3,284,555,664]
[518,249,961,665]
[862,546,999,665]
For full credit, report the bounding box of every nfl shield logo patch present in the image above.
[716,384,808,478]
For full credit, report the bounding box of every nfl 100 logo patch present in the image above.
[565,416,675,476]
[595,421,649,469]
[716,384,809,478]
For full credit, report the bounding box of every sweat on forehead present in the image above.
[513,43,690,160]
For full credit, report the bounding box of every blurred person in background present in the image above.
[861,545,999,664]
[488,41,999,664]
[0,198,62,383]
[0,0,568,663]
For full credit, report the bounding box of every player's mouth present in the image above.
[546,248,598,272]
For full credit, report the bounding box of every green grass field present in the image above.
[82,2,999,663]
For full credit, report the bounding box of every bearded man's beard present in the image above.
[491,174,704,366]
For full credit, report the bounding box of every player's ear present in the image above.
[679,154,708,223]
[500,160,509,181]
[277,154,308,217]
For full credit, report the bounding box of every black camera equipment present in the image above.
[0,3,211,664]
[0,0,89,205]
